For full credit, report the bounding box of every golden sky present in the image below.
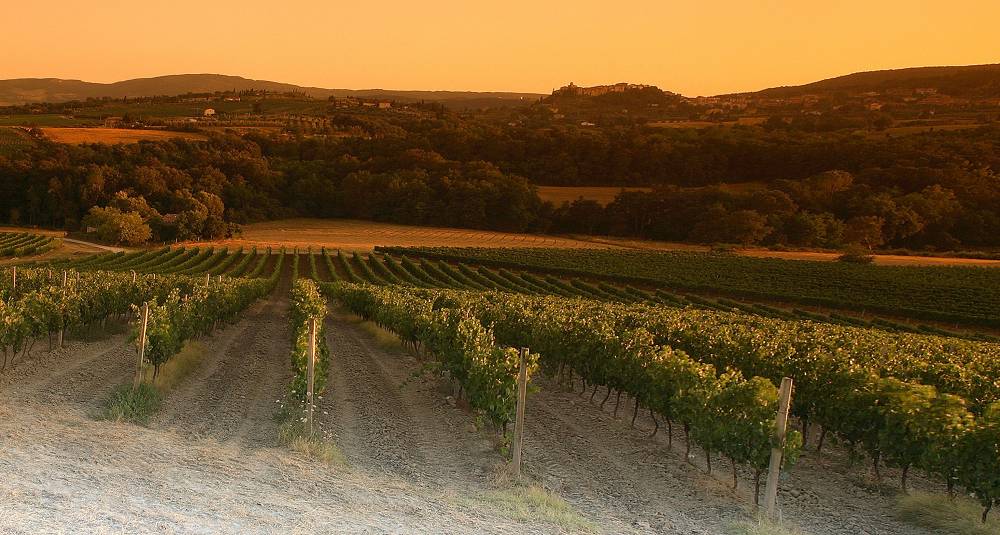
[3,0,998,95]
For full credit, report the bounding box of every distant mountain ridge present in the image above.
[3,64,999,108]
[736,63,1000,99]
[0,74,543,107]
[546,64,1000,101]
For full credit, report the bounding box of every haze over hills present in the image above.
[2,64,999,108]
[0,73,544,107]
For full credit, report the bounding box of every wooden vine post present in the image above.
[764,377,794,518]
[58,270,68,348]
[10,266,15,293]
[511,347,529,478]
[306,317,317,436]
[133,302,149,389]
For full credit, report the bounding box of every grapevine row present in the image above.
[135,253,283,377]
[0,233,58,258]
[312,250,987,340]
[325,282,539,432]
[288,278,329,401]
[327,282,801,503]
[370,286,1000,518]
[377,246,1000,328]
[1,269,203,371]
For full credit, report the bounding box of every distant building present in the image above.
[331,97,361,108]
[203,108,216,117]
[377,101,391,109]
[103,116,124,128]
[556,82,652,97]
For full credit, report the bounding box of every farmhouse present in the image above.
[203,108,216,117]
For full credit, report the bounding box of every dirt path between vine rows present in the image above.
[0,280,944,534]
[0,279,621,533]
[519,377,944,535]
[315,313,947,535]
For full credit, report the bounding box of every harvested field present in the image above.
[741,248,1000,267]
[179,218,1000,267]
[41,127,208,145]
[536,186,652,206]
[186,218,617,252]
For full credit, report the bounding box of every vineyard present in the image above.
[0,232,59,259]
[39,245,1000,342]
[377,247,1000,328]
[327,282,1000,519]
[2,243,998,532]
[0,127,35,156]
[1,251,282,372]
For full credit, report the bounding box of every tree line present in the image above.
[0,113,997,249]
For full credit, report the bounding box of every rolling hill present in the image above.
[0,74,543,108]
[4,64,998,111]
[745,63,1000,98]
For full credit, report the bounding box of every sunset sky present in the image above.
[3,0,998,96]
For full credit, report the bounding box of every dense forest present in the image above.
[1,107,998,250]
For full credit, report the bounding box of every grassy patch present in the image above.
[333,306,405,351]
[725,517,804,535]
[454,468,595,533]
[479,484,595,532]
[148,341,207,392]
[896,491,1000,535]
[356,320,406,350]
[276,403,346,466]
[100,384,161,425]
[98,341,206,425]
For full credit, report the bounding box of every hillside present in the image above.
[0,74,543,108]
[747,63,1000,98]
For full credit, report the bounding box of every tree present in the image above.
[844,215,885,251]
[554,199,605,235]
[173,190,230,241]
[81,206,151,246]
[691,209,772,245]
